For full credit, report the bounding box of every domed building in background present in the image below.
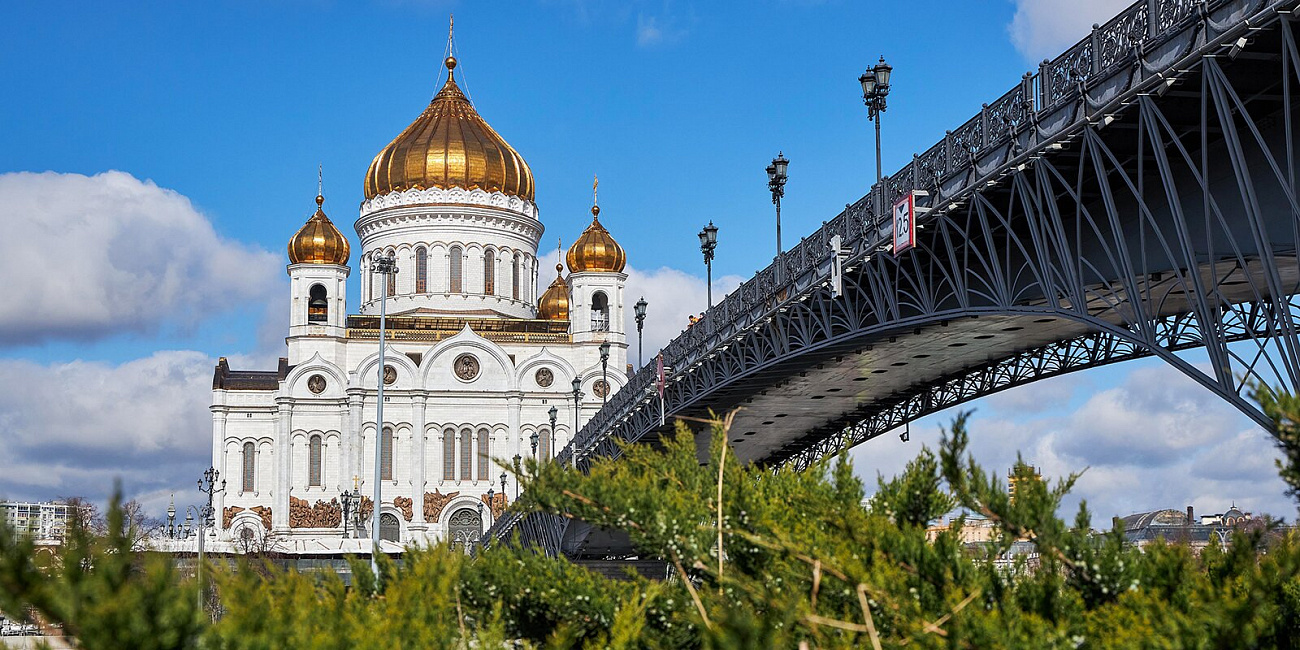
[207,48,629,553]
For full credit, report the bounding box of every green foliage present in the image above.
[6,395,1300,647]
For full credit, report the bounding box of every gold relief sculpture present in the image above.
[393,496,414,521]
[423,490,460,522]
[223,506,245,529]
[289,496,342,528]
[359,496,373,521]
[480,492,508,519]
[250,506,273,531]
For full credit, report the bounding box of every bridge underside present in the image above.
[489,0,1300,558]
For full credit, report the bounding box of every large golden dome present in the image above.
[537,264,570,321]
[288,195,350,265]
[364,56,535,202]
[567,205,627,273]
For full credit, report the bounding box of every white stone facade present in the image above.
[211,191,627,550]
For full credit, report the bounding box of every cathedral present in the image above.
[208,49,629,552]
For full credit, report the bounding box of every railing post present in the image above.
[944,130,954,179]
[1091,24,1102,75]
[980,103,990,149]
[1147,0,1159,38]
[1039,59,1051,107]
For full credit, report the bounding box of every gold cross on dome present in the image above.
[593,174,598,206]
[352,475,360,490]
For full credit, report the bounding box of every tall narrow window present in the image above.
[484,249,495,295]
[459,428,472,480]
[591,291,610,332]
[512,253,521,300]
[386,253,396,297]
[539,428,551,461]
[415,246,427,293]
[369,257,378,302]
[443,428,455,482]
[242,442,256,492]
[380,427,393,481]
[449,246,463,293]
[308,284,328,323]
[308,435,323,487]
[477,429,489,480]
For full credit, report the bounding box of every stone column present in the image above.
[273,398,293,532]
[211,408,227,531]
[411,394,428,527]
[347,390,364,488]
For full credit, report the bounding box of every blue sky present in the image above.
[0,0,1289,523]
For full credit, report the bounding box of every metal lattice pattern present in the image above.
[488,0,1300,553]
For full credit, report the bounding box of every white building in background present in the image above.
[209,49,630,553]
[1,501,77,545]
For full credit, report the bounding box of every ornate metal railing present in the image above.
[487,0,1273,545]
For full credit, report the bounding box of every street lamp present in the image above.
[859,56,893,216]
[485,488,495,524]
[767,152,789,257]
[195,466,225,611]
[633,297,648,368]
[571,377,584,468]
[530,428,540,459]
[369,251,398,579]
[599,341,611,405]
[698,222,718,308]
[340,476,361,539]
[547,405,558,460]
[510,456,520,499]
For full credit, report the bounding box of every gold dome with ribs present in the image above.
[363,56,535,202]
[536,264,570,321]
[566,205,627,273]
[288,194,350,265]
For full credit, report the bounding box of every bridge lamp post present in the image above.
[195,467,224,612]
[633,297,648,368]
[859,56,892,214]
[698,221,719,308]
[767,152,788,257]
[369,251,397,580]
[511,455,521,500]
[599,341,611,405]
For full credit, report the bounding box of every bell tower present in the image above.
[287,190,351,362]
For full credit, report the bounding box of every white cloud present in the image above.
[1007,0,1132,62]
[0,171,280,346]
[851,363,1294,523]
[636,13,665,46]
[0,350,221,514]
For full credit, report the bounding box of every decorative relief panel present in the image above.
[359,496,373,522]
[534,367,553,388]
[250,506,273,531]
[454,354,480,381]
[223,506,243,529]
[383,364,397,385]
[289,497,342,528]
[307,374,327,394]
[481,492,508,520]
[424,490,460,522]
[359,186,537,218]
[593,379,610,398]
[393,496,414,522]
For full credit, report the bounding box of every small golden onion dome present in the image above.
[536,264,570,321]
[566,206,627,273]
[288,195,351,265]
[363,57,535,202]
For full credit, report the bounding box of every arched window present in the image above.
[448,507,482,550]
[459,428,472,481]
[307,284,328,323]
[308,435,323,487]
[449,246,463,293]
[415,246,427,293]
[380,427,393,481]
[512,253,521,300]
[539,427,551,461]
[591,291,610,332]
[369,256,378,302]
[380,512,401,542]
[242,442,256,492]
[477,429,490,480]
[443,428,455,482]
[484,249,495,295]
[385,253,396,297]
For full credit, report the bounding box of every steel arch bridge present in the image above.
[489,0,1300,558]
